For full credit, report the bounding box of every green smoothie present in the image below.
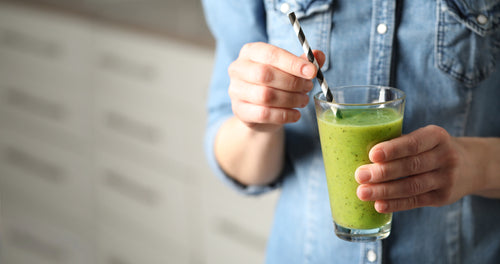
[318,108,403,229]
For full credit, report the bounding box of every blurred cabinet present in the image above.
[1,200,95,264]
[0,2,278,264]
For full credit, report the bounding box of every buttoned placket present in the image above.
[362,0,397,263]
[360,241,383,264]
[367,0,397,87]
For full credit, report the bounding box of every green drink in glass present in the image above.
[315,85,405,242]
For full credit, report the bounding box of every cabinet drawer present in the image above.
[0,2,91,75]
[91,28,165,91]
[0,69,90,142]
[94,152,191,248]
[90,25,214,107]
[0,131,93,221]
[92,84,205,169]
[201,172,279,237]
[1,202,94,264]
[96,222,190,264]
[203,218,267,264]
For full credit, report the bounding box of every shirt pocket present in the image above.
[436,0,500,87]
[264,0,334,71]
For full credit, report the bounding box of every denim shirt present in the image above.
[202,0,500,263]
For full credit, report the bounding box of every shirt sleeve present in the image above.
[201,0,283,195]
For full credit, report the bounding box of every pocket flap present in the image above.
[443,0,500,36]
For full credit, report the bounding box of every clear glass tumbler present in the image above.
[314,85,405,242]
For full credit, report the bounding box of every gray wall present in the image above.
[0,1,278,263]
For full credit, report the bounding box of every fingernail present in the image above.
[375,202,388,213]
[355,167,371,183]
[357,186,372,200]
[300,94,310,107]
[301,64,315,78]
[370,149,386,162]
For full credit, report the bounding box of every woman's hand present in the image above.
[355,125,500,213]
[228,42,324,132]
[214,42,326,186]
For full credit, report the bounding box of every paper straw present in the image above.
[288,12,341,118]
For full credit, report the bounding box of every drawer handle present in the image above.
[0,29,61,59]
[103,169,159,206]
[7,227,66,262]
[98,53,155,81]
[5,146,65,183]
[105,111,160,143]
[6,88,66,121]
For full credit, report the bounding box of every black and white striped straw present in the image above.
[288,12,334,102]
[288,12,341,118]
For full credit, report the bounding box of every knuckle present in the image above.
[257,107,271,122]
[241,42,258,55]
[377,185,389,199]
[428,125,452,144]
[290,58,304,76]
[406,135,420,155]
[428,125,449,138]
[239,44,248,56]
[255,43,280,65]
[438,156,460,184]
[409,156,422,173]
[253,64,272,84]
[407,178,423,195]
[266,45,281,64]
[407,196,420,209]
[289,75,300,89]
[259,88,276,105]
[445,149,461,168]
[374,164,387,181]
[228,60,244,79]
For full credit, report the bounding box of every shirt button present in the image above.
[280,3,291,14]
[477,14,488,25]
[367,249,377,262]
[376,23,388,34]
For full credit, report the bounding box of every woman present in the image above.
[202,0,500,263]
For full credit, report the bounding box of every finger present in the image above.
[239,42,317,79]
[300,50,326,69]
[356,143,448,183]
[369,125,450,163]
[373,190,444,213]
[229,79,310,109]
[232,99,301,125]
[229,59,314,93]
[357,170,446,201]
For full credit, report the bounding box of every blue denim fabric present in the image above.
[202,0,500,263]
